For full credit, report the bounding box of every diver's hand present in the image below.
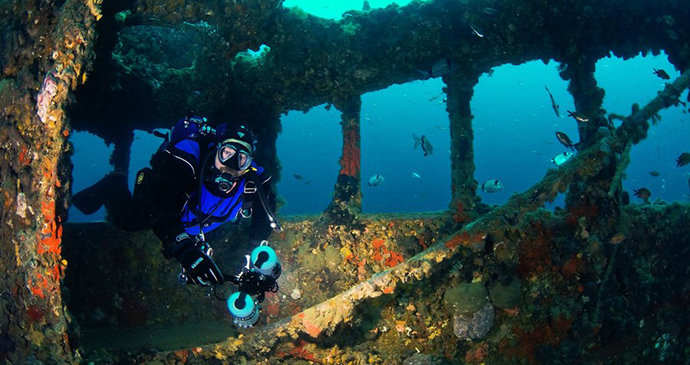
[173,239,224,286]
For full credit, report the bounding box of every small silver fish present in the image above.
[412,172,421,178]
[481,179,504,193]
[544,85,561,118]
[468,22,484,38]
[483,7,497,15]
[368,174,384,187]
[412,133,434,156]
[551,152,574,166]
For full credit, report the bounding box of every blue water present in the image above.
[68,7,690,222]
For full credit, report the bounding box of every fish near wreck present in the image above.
[544,85,561,118]
[412,133,434,156]
[481,179,504,193]
[653,68,670,80]
[634,187,651,203]
[567,110,589,123]
[368,174,384,187]
[551,152,574,166]
[676,152,690,167]
[555,131,578,150]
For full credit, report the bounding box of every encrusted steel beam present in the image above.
[326,96,363,223]
[0,0,100,362]
[445,72,481,223]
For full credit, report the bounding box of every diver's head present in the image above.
[214,124,254,177]
[203,125,255,195]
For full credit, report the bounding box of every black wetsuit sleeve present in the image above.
[247,173,276,243]
[145,147,199,256]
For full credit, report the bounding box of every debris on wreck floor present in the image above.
[63,203,689,364]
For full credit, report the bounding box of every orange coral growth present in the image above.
[283,340,321,363]
[41,201,56,221]
[452,201,470,223]
[371,238,385,250]
[37,220,62,255]
[385,251,404,267]
[339,125,360,177]
[18,145,30,165]
[381,285,395,294]
[445,231,485,249]
[301,315,322,338]
[37,200,62,255]
[28,274,49,299]
[445,233,466,249]
[371,251,383,262]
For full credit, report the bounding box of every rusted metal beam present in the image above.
[0,0,100,362]
[445,72,481,223]
[326,96,363,223]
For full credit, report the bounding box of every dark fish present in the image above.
[634,187,651,203]
[427,58,458,78]
[653,68,670,80]
[567,110,589,123]
[304,180,312,186]
[555,131,577,150]
[676,152,690,167]
[649,171,660,177]
[293,174,304,181]
[412,133,434,156]
[544,85,561,118]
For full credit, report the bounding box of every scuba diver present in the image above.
[71,116,282,327]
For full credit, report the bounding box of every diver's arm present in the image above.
[147,144,198,256]
[247,173,276,243]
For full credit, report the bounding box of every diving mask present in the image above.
[217,140,253,172]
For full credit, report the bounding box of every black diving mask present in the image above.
[218,140,253,172]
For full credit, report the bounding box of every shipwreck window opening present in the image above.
[361,79,450,213]
[276,104,341,215]
[473,60,574,209]
[283,0,415,20]
[595,52,690,203]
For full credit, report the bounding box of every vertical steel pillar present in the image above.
[326,96,362,224]
[445,73,481,223]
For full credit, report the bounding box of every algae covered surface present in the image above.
[1,0,689,364]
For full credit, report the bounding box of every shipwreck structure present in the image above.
[1,0,689,363]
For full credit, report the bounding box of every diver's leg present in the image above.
[71,171,127,215]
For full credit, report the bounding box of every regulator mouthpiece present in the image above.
[227,292,260,328]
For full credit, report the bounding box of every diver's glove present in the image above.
[168,233,224,286]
